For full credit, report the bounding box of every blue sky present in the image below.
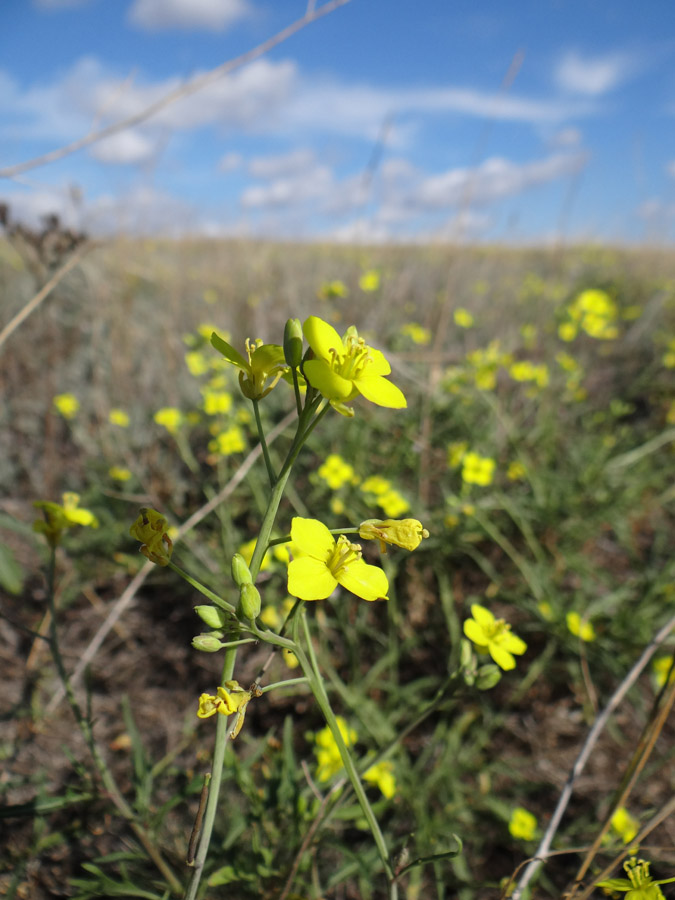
[1,0,674,243]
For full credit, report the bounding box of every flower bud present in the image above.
[358,518,429,553]
[476,664,501,691]
[237,582,261,621]
[194,605,229,630]
[231,553,253,586]
[283,318,303,369]
[192,633,226,652]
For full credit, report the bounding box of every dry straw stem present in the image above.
[510,610,675,900]
[0,240,94,354]
[571,669,675,890]
[45,409,297,713]
[0,0,351,180]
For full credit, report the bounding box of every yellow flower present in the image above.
[185,350,210,377]
[318,279,348,300]
[318,454,359,490]
[652,656,675,689]
[566,611,596,642]
[363,760,396,798]
[611,807,639,844]
[509,807,538,841]
[359,269,381,292]
[129,508,173,566]
[154,407,183,434]
[447,441,468,468]
[507,461,526,481]
[108,466,132,481]
[108,409,130,427]
[211,332,287,400]
[558,322,578,342]
[360,475,391,495]
[208,426,245,456]
[463,604,527,671]
[461,452,496,486]
[400,322,431,345]
[202,389,233,416]
[509,361,549,388]
[33,492,99,547]
[287,517,388,602]
[596,856,675,898]
[314,717,356,782]
[197,681,252,738]
[454,308,474,328]
[377,489,410,518]
[302,316,406,413]
[53,393,79,419]
[359,518,429,553]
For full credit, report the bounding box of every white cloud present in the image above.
[128,0,251,32]
[555,50,632,96]
[90,130,157,164]
[411,152,588,210]
[248,147,315,179]
[548,127,582,148]
[219,151,243,172]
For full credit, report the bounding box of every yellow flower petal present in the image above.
[288,557,338,600]
[290,517,335,559]
[337,558,388,601]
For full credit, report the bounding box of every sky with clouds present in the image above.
[1,0,674,243]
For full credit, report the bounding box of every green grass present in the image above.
[1,237,675,899]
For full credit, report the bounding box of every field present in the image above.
[1,235,675,899]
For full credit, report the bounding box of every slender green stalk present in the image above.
[252,398,276,486]
[168,562,235,614]
[184,647,238,900]
[183,401,325,899]
[296,610,395,888]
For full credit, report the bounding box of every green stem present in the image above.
[184,400,325,899]
[184,647,238,900]
[260,677,309,694]
[45,549,183,895]
[291,367,303,417]
[252,398,276,486]
[168,562,236,614]
[296,609,395,887]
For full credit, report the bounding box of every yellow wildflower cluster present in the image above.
[400,322,431,345]
[53,393,79,420]
[360,476,410,517]
[566,611,596,642]
[461,451,496,486]
[154,407,183,435]
[318,279,348,300]
[129,508,173,566]
[108,408,130,427]
[611,807,639,844]
[662,337,675,369]
[314,718,396,798]
[208,425,245,456]
[359,269,380,292]
[508,360,549,389]
[454,308,474,328]
[463,604,527,671]
[33,492,99,547]
[509,807,538,841]
[465,341,511,391]
[109,466,132,481]
[317,454,359,490]
[559,288,619,341]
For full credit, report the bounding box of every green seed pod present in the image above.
[231,552,253,586]
[194,605,229,630]
[192,633,226,653]
[283,317,303,369]
[237,582,261,621]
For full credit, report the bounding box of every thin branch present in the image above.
[0,0,351,180]
[511,611,675,899]
[0,241,94,354]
